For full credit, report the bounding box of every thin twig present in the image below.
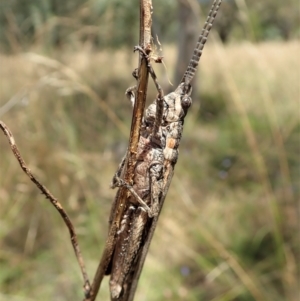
[83,1,153,300]
[115,1,153,300]
[0,120,91,296]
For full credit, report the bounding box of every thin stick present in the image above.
[112,1,154,300]
[83,1,153,300]
[0,120,91,296]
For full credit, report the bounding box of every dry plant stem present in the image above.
[0,121,91,295]
[84,1,153,300]
[109,2,153,299]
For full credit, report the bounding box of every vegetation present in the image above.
[0,0,299,52]
[0,1,299,301]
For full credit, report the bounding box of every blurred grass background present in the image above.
[0,0,299,300]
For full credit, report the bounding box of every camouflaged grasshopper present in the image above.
[85,1,223,300]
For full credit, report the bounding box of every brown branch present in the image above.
[82,1,154,300]
[114,1,153,300]
[0,120,91,296]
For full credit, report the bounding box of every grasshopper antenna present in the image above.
[180,0,222,89]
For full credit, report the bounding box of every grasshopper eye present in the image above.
[182,95,192,108]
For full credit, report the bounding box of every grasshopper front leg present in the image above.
[125,69,138,107]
